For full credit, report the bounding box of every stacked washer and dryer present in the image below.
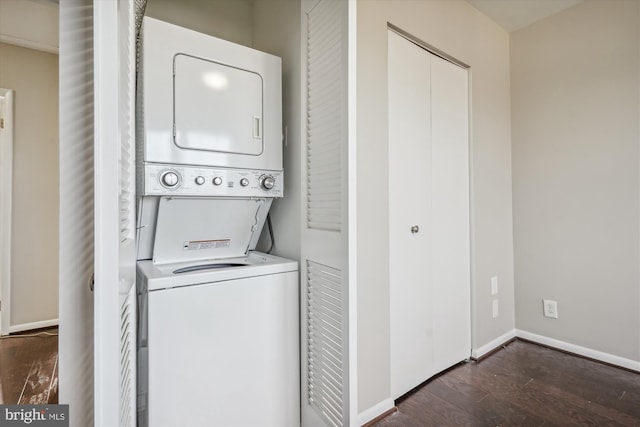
[136,18,299,427]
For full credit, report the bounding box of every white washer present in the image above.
[137,252,299,427]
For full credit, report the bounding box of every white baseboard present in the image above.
[0,35,59,54]
[8,318,58,334]
[516,329,640,372]
[471,329,516,359]
[358,398,394,426]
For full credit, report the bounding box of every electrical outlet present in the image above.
[492,299,499,318]
[543,299,558,319]
[491,276,498,295]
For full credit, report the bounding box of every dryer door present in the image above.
[174,54,263,155]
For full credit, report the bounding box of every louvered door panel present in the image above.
[94,0,138,425]
[301,0,354,426]
[58,3,95,425]
[119,0,135,247]
[118,1,137,424]
[119,289,136,426]
[307,261,344,427]
[306,0,343,232]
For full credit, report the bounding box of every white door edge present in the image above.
[346,0,358,423]
[0,88,14,336]
[93,1,121,424]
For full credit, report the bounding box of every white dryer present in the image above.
[135,17,299,427]
[136,17,285,263]
[138,16,282,171]
[137,252,299,427]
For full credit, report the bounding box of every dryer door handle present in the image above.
[253,116,262,139]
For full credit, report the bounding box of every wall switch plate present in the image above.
[491,276,498,295]
[492,299,499,318]
[543,299,558,319]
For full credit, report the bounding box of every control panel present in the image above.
[144,163,284,197]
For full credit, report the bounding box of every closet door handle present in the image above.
[410,225,419,234]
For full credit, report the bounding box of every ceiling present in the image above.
[465,0,584,32]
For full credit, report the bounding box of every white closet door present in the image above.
[388,30,434,399]
[388,29,470,399]
[430,55,470,375]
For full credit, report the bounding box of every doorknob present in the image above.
[411,225,419,234]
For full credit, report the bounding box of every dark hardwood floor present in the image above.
[0,328,58,404]
[1,330,638,426]
[373,340,640,427]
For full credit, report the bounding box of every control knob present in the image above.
[240,178,249,187]
[260,175,275,190]
[195,176,205,185]
[213,177,223,186]
[160,171,179,188]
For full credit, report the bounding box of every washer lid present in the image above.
[137,251,299,292]
[152,197,269,264]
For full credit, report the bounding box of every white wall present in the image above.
[252,0,302,261]
[511,0,640,362]
[356,0,515,413]
[0,0,58,53]
[0,42,59,329]
[145,0,253,47]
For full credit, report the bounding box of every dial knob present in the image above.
[260,175,275,190]
[161,171,179,187]
[240,178,249,187]
[195,176,205,185]
[213,177,223,186]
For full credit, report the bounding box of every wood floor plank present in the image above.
[374,340,640,427]
[458,352,628,426]
[435,373,545,426]
[493,342,640,418]
[18,353,58,404]
[0,329,58,404]
[426,377,506,426]
[482,342,640,422]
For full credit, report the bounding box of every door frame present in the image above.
[0,88,14,336]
